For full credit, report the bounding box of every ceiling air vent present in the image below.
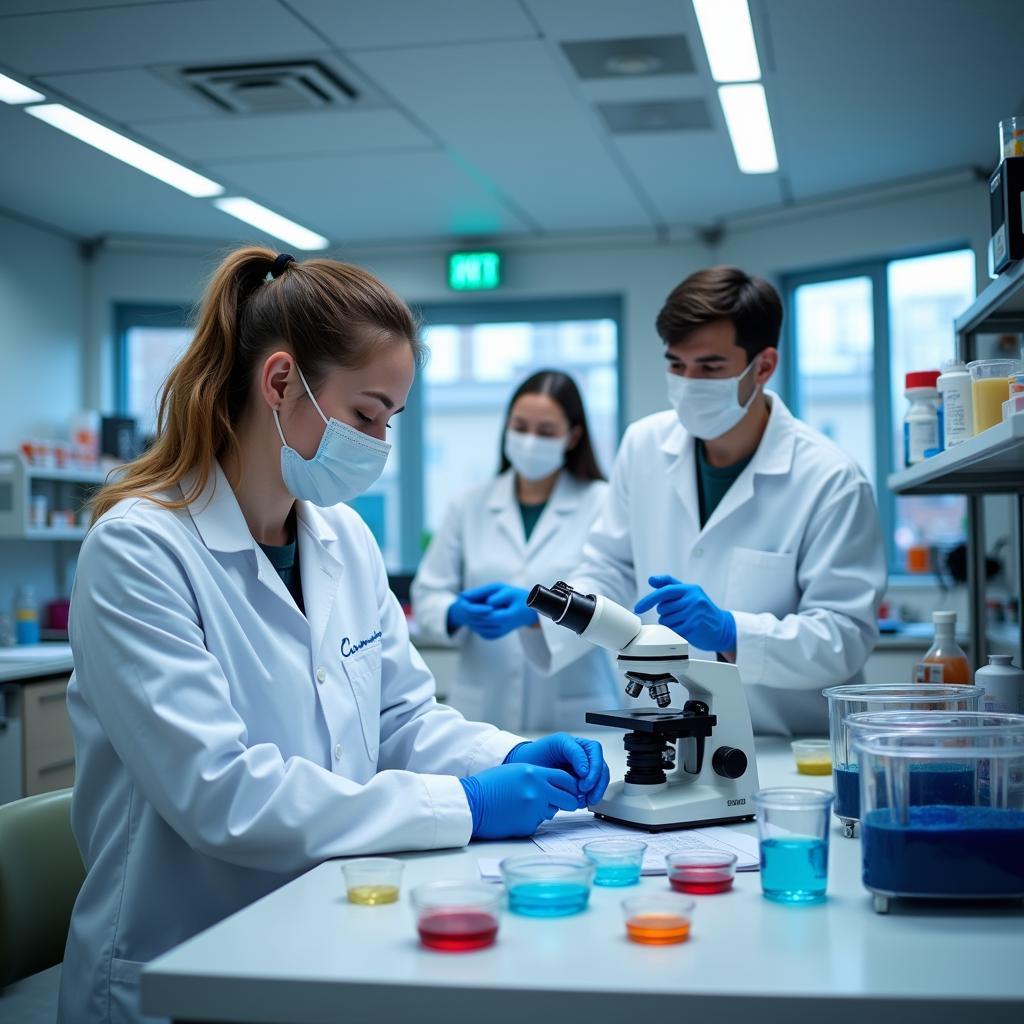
[180,61,359,114]
[598,99,712,134]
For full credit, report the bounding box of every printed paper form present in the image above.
[478,809,760,881]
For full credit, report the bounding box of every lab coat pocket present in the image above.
[109,957,164,1024]
[725,547,799,618]
[342,648,382,761]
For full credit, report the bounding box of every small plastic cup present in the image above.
[410,882,503,952]
[969,359,1022,433]
[500,855,595,917]
[341,858,404,905]
[622,894,695,945]
[666,849,738,894]
[582,838,647,887]
[752,788,834,905]
[790,739,832,776]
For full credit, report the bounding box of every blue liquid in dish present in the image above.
[592,863,642,887]
[832,762,975,822]
[760,837,828,904]
[507,881,591,917]
[862,805,1024,898]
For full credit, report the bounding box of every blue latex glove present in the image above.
[505,733,611,808]
[470,584,538,640]
[459,763,580,839]
[634,575,737,653]
[446,582,504,636]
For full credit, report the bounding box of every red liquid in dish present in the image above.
[669,867,734,894]
[417,911,499,951]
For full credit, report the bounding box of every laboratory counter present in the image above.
[142,737,1022,1024]
[0,642,74,683]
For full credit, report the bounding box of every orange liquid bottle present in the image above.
[913,611,971,685]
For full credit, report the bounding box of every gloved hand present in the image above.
[446,582,503,636]
[459,763,580,839]
[634,575,737,653]
[505,733,611,807]
[470,584,538,640]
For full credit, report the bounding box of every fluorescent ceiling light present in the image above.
[0,72,44,104]
[693,0,761,82]
[24,104,222,197]
[718,83,778,174]
[213,197,329,251]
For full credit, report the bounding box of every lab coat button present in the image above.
[694,547,704,558]
[334,743,342,761]
[316,666,326,684]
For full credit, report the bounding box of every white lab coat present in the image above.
[59,464,521,1024]
[411,470,619,731]
[520,394,887,736]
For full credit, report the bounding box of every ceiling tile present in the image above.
[0,0,323,74]
[350,39,656,232]
[0,0,175,12]
[39,67,214,121]
[522,0,688,42]
[611,132,784,225]
[208,149,530,242]
[765,0,1024,201]
[131,108,432,162]
[286,0,536,50]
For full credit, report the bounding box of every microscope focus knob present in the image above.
[712,746,748,780]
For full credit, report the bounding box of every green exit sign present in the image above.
[448,250,501,291]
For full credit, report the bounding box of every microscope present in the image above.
[527,581,759,831]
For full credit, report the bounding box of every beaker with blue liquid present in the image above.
[855,716,1024,913]
[752,788,833,905]
[822,683,983,837]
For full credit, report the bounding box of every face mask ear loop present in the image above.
[295,364,329,426]
[272,407,288,447]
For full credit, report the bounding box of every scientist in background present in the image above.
[520,267,887,736]
[412,370,618,731]
[62,250,608,1024]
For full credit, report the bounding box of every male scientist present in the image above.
[521,266,887,735]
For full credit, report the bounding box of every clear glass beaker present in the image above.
[822,683,983,835]
[1000,116,1024,159]
[968,359,1022,434]
[854,722,1024,909]
[752,788,834,905]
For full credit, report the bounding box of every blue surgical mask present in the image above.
[274,366,391,507]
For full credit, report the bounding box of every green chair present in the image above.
[0,788,85,988]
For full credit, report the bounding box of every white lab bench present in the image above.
[141,737,1022,1024]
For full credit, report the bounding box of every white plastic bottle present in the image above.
[903,371,943,466]
[975,654,1024,714]
[936,359,974,447]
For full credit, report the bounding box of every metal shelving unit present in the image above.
[0,452,102,541]
[889,263,1024,669]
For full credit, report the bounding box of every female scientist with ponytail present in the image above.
[61,251,608,1024]
[412,370,619,732]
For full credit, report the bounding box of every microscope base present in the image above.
[593,810,755,833]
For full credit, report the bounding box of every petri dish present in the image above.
[500,855,595,917]
[622,894,695,945]
[791,739,832,776]
[582,838,647,887]
[341,857,404,905]
[666,849,737,894]
[410,881,503,952]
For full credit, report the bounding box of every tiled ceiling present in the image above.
[0,0,1022,248]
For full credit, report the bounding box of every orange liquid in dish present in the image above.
[625,913,691,945]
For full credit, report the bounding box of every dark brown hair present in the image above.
[498,370,605,482]
[92,245,422,519]
[656,265,783,361]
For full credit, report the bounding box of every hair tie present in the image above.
[270,253,295,279]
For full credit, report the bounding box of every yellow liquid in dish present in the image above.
[972,377,1011,434]
[795,755,833,776]
[347,885,400,905]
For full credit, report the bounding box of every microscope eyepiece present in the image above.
[527,581,598,635]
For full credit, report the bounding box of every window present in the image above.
[116,297,624,574]
[784,249,976,574]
